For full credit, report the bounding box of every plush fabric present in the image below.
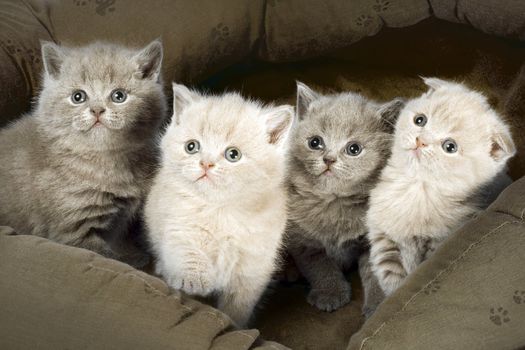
[348,176,525,350]
[0,226,286,350]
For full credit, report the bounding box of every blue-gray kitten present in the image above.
[0,40,166,267]
[285,82,403,312]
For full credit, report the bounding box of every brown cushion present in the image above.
[348,177,525,350]
[0,226,287,350]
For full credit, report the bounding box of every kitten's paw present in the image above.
[168,271,214,296]
[307,282,352,312]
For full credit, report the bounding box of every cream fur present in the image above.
[367,78,516,296]
[145,84,294,326]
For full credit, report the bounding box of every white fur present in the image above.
[367,78,515,296]
[145,84,294,326]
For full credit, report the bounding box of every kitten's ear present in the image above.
[134,40,163,80]
[422,77,448,92]
[490,124,516,163]
[296,81,319,120]
[172,82,200,125]
[41,41,65,79]
[377,98,405,131]
[263,105,295,147]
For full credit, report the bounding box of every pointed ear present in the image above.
[377,98,405,131]
[263,105,295,147]
[172,82,200,125]
[296,81,319,120]
[422,77,448,92]
[41,41,65,79]
[490,124,516,163]
[134,40,163,80]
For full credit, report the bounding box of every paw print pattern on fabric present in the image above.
[513,290,525,304]
[355,15,373,27]
[211,23,230,41]
[489,307,510,325]
[424,281,441,295]
[73,0,90,6]
[373,0,391,13]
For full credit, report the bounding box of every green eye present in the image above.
[225,147,242,162]
[111,89,127,103]
[71,90,87,104]
[185,140,200,154]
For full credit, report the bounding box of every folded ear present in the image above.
[134,39,163,80]
[263,105,295,147]
[41,41,65,79]
[296,81,319,120]
[490,124,516,163]
[376,98,405,131]
[172,82,200,125]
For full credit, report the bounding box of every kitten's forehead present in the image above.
[300,94,382,140]
[408,87,493,133]
[60,44,139,84]
[183,94,265,144]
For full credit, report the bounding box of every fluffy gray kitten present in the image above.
[0,40,166,267]
[286,82,403,312]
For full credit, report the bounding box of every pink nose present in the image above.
[416,137,427,149]
[200,161,215,171]
[90,107,106,118]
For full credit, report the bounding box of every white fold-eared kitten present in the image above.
[367,78,516,296]
[145,84,294,326]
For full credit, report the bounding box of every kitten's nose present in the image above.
[415,137,428,149]
[90,107,106,118]
[200,161,215,171]
[323,157,336,166]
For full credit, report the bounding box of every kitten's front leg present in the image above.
[289,244,351,312]
[159,247,215,296]
[359,251,385,318]
[369,232,407,296]
[218,277,267,327]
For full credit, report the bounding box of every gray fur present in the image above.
[285,82,403,311]
[0,40,167,267]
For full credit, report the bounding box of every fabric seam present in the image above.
[359,211,524,349]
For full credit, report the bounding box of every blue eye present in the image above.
[111,89,127,103]
[185,140,200,154]
[225,147,242,162]
[308,136,324,150]
[414,114,427,127]
[345,142,362,156]
[71,90,87,104]
[442,139,458,153]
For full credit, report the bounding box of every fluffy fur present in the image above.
[0,40,166,267]
[285,82,404,312]
[145,84,294,326]
[367,78,516,296]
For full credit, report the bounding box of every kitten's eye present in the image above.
[184,140,200,154]
[414,114,427,127]
[442,139,458,154]
[308,136,324,150]
[111,89,127,103]
[225,147,242,162]
[71,90,87,104]
[345,142,362,156]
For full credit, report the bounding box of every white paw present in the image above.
[167,270,214,296]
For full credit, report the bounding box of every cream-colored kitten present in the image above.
[367,78,515,296]
[145,83,294,326]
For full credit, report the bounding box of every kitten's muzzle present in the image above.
[415,137,428,149]
[323,157,336,166]
[90,107,106,120]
